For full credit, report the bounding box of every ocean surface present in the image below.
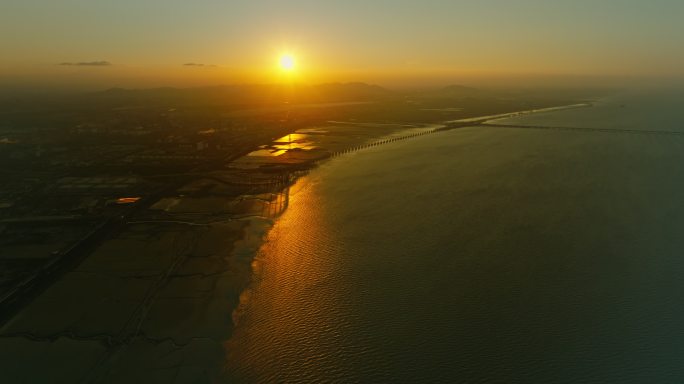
[225,90,684,383]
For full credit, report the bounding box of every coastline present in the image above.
[225,100,596,330]
[0,100,595,382]
[220,90,684,383]
[447,102,592,125]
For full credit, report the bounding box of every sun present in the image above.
[279,54,296,71]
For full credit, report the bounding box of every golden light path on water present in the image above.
[225,162,371,382]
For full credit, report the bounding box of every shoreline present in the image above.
[220,99,598,381]
[226,100,595,326]
[446,102,593,125]
[0,99,594,382]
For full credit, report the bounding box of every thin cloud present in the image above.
[59,61,112,66]
[183,63,217,67]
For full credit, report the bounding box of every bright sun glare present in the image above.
[279,54,296,71]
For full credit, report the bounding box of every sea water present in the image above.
[225,90,684,383]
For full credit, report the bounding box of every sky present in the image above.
[1,0,684,90]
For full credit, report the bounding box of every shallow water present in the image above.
[225,90,684,383]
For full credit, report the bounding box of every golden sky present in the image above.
[2,0,684,89]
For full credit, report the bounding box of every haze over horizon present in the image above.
[2,0,684,91]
